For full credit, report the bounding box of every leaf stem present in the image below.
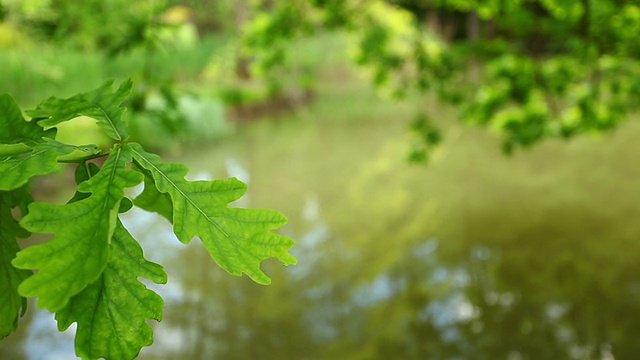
[57,152,109,164]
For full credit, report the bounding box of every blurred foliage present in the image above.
[127,88,231,151]
[174,0,235,33]
[240,0,640,160]
[235,1,318,105]
[0,0,231,150]
[3,0,638,157]
[2,0,168,51]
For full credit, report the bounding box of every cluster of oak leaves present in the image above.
[0,79,296,359]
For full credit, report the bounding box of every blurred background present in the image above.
[2,0,640,359]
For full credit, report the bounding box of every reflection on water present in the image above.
[4,91,640,359]
[22,311,75,360]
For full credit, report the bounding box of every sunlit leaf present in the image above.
[26,79,133,141]
[56,221,166,360]
[12,145,143,311]
[129,143,296,284]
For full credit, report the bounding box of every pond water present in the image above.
[3,78,640,360]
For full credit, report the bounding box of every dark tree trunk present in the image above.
[235,0,251,79]
[467,11,480,41]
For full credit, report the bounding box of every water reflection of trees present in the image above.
[151,220,640,360]
[358,236,640,359]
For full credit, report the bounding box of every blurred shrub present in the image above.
[128,90,231,151]
[0,22,29,48]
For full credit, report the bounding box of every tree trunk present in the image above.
[235,0,251,79]
[426,7,441,35]
[467,11,480,41]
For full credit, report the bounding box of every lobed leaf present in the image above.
[12,145,143,311]
[0,190,32,338]
[56,221,166,360]
[129,143,296,285]
[27,79,133,141]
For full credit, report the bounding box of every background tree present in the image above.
[241,0,640,159]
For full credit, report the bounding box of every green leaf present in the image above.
[0,94,62,190]
[0,139,80,191]
[0,93,55,146]
[0,143,32,157]
[129,143,296,284]
[56,221,166,360]
[56,144,101,163]
[118,197,134,213]
[133,170,174,222]
[68,162,101,204]
[27,79,133,141]
[13,144,143,311]
[0,190,32,338]
[0,139,99,192]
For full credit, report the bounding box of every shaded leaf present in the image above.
[13,145,143,311]
[0,93,55,146]
[118,197,134,213]
[0,190,32,338]
[68,162,101,203]
[133,168,174,222]
[130,143,296,285]
[56,221,166,360]
[27,79,133,141]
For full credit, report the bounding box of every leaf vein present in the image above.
[95,104,122,142]
[131,148,230,237]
